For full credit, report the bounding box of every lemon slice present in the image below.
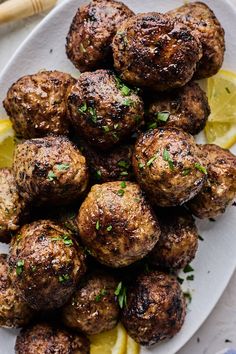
[127,335,140,354]
[0,119,15,168]
[204,70,236,148]
[90,323,127,354]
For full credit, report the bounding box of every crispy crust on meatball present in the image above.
[3,71,75,139]
[112,12,202,91]
[149,207,198,270]
[167,2,225,79]
[122,271,186,346]
[80,140,134,183]
[13,136,89,206]
[146,81,210,135]
[9,220,86,311]
[0,168,26,243]
[187,144,236,218]
[15,322,90,354]
[66,0,134,72]
[77,181,161,267]
[62,271,119,335]
[68,70,144,149]
[0,254,33,328]
[132,128,207,207]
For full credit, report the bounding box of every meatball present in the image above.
[167,2,225,79]
[146,81,210,135]
[132,128,207,207]
[66,0,134,72]
[3,71,75,139]
[187,144,236,219]
[112,12,202,91]
[149,207,198,270]
[62,271,119,335]
[68,70,144,149]
[0,168,26,243]
[13,136,88,206]
[15,322,90,354]
[9,220,86,311]
[77,181,161,267]
[0,254,33,328]
[80,140,133,183]
[122,271,186,346]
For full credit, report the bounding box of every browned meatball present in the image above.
[80,140,133,183]
[9,220,86,311]
[77,181,161,267]
[62,271,119,335]
[187,144,236,218]
[112,12,202,91]
[132,128,207,207]
[122,271,186,346]
[0,168,26,243]
[3,71,75,139]
[13,136,88,206]
[66,0,134,72]
[146,81,210,135]
[68,70,144,149]
[0,254,33,328]
[148,207,198,270]
[15,322,90,354]
[167,2,225,79]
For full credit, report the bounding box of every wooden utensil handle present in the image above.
[0,0,57,24]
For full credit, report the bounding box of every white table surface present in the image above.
[0,1,236,353]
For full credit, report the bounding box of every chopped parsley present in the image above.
[120,171,128,177]
[194,163,207,175]
[138,162,145,169]
[120,181,126,189]
[114,282,127,309]
[112,132,119,141]
[96,220,100,230]
[79,43,86,53]
[51,234,73,246]
[157,111,170,122]
[102,125,110,133]
[78,102,87,113]
[186,274,194,281]
[177,277,184,284]
[59,274,70,283]
[95,170,102,180]
[121,85,131,96]
[95,288,107,302]
[88,107,97,123]
[147,155,157,167]
[182,168,191,176]
[48,170,57,181]
[147,122,157,130]
[163,149,174,170]
[184,291,192,303]
[118,160,130,169]
[122,98,134,106]
[31,265,37,272]
[117,189,125,197]
[16,260,24,276]
[56,163,70,171]
[183,264,194,273]
[114,123,119,129]
[107,225,113,232]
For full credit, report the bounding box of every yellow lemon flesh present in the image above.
[90,323,127,354]
[127,335,140,354]
[0,119,15,168]
[204,69,236,149]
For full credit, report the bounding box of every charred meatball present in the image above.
[62,271,119,335]
[77,181,160,267]
[187,144,236,218]
[3,71,75,139]
[9,220,86,311]
[146,81,210,135]
[15,322,90,354]
[132,128,207,207]
[167,2,225,79]
[66,0,134,72]
[122,271,186,346]
[149,207,198,270]
[68,70,144,149]
[13,136,88,206]
[80,140,133,183]
[112,12,202,91]
[0,254,33,328]
[0,168,26,243]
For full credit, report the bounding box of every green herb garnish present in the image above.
[163,149,174,170]
[95,170,102,180]
[79,43,86,53]
[186,274,194,281]
[48,170,57,181]
[147,122,157,130]
[96,220,100,230]
[120,181,126,189]
[122,98,134,106]
[51,234,73,246]
[184,291,192,303]
[146,155,157,167]
[59,274,70,283]
[56,163,70,171]
[114,282,127,309]
[102,125,110,133]
[78,102,87,113]
[183,264,194,273]
[88,107,97,123]
[118,160,130,169]
[182,168,191,176]
[121,85,131,96]
[177,277,184,284]
[16,260,24,276]
[106,225,113,232]
[157,111,170,122]
[114,123,119,129]
[120,171,128,177]
[138,162,145,169]
[195,163,207,175]
[117,189,125,197]
[198,235,204,241]
[95,288,107,302]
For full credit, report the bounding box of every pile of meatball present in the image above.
[0,0,236,352]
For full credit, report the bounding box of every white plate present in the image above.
[0,0,236,353]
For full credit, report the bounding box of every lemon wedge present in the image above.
[127,335,140,354]
[0,119,15,168]
[90,323,127,354]
[204,69,236,148]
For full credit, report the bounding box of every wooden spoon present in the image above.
[0,0,57,24]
